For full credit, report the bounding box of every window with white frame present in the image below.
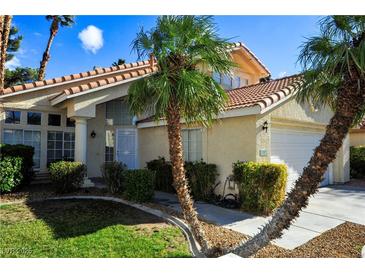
[47,131,75,165]
[105,130,114,162]
[182,129,202,162]
[106,99,133,126]
[5,110,21,124]
[212,72,245,90]
[3,129,41,168]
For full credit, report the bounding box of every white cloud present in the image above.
[278,71,287,78]
[78,25,103,54]
[33,32,42,37]
[5,56,21,70]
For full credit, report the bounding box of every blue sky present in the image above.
[9,16,322,79]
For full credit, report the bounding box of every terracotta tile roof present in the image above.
[52,65,158,101]
[137,74,303,124]
[1,59,154,96]
[226,74,303,110]
[229,42,271,76]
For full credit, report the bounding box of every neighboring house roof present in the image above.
[137,74,303,124]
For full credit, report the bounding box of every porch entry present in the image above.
[116,128,137,169]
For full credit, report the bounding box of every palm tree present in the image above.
[128,16,234,254]
[230,16,365,257]
[38,15,75,80]
[0,15,12,92]
[112,58,125,66]
[6,26,23,62]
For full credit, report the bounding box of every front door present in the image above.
[116,128,137,169]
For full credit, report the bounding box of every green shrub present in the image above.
[0,144,34,185]
[233,161,287,216]
[124,169,155,202]
[49,161,86,193]
[101,161,127,194]
[185,161,218,201]
[146,157,174,193]
[0,157,23,194]
[350,146,365,179]
[146,157,218,201]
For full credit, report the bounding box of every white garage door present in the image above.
[271,128,332,192]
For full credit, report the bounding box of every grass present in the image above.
[0,199,191,258]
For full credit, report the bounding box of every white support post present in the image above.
[74,117,94,187]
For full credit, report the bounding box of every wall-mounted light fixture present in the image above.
[90,130,96,138]
[262,121,269,133]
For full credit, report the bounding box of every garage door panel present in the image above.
[271,128,330,192]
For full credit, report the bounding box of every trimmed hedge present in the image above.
[49,161,86,193]
[350,146,365,179]
[185,161,218,201]
[0,156,23,194]
[0,144,34,185]
[101,161,127,194]
[124,169,155,202]
[146,157,174,193]
[146,157,218,201]
[233,161,287,216]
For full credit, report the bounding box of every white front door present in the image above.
[116,128,137,169]
[271,128,333,192]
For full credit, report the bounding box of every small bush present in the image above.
[350,146,365,179]
[124,169,155,202]
[49,161,86,193]
[185,161,218,201]
[101,161,127,194]
[0,144,34,185]
[0,157,23,194]
[146,157,175,193]
[233,161,287,216]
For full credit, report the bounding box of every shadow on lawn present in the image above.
[25,199,164,239]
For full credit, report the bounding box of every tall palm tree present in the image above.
[0,15,12,92]
[128,16,234,254]
[38,15,75,80]
[230,16,365,257]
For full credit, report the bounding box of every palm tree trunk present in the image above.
[166,98,213,255]
[231,77,365,257]
[0,15,12,92]
[38,20,58,81]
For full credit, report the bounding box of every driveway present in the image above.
[154,185,365,249]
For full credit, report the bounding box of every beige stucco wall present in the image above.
[138,115,258,194]
[349,130,365,147]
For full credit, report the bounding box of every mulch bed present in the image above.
[1,184,364,258]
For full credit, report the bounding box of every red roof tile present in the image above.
[226,74,303,110]
[137,74,303,124]
[1,59,152,96]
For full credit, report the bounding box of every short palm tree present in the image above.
[128,15,234,254]
[112,58,125,66]
[38,15,75,80]
[231,16,365,257]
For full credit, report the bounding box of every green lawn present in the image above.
[0,199,191,258]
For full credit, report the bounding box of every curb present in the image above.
[12,195,205,258]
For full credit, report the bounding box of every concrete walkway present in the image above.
[154,185,365,249]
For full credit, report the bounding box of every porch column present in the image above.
[74,117,94,187]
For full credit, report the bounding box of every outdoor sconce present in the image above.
[262,121,269,133]
[90,130,96,138]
